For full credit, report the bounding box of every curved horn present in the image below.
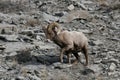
[47,22,61,32]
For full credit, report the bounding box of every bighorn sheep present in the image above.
[43,22,88,66]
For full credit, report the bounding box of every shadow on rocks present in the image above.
[5,49,60,65]
[15,49,32,64]
[5,49,33,64]
[34,55,60,65]
[16,49,60,65]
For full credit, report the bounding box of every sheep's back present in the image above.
[70,31,88,48]
[58,31,88,48]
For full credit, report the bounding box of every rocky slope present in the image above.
[0,0,120,80]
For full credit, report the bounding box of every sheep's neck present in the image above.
[53,33,65,48]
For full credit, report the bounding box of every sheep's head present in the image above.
[42,22,62,40]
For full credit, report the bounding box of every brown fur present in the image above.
[43,22,88,66]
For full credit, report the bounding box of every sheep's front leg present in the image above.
[60,48,66,63]
[67,53,71,64]
[60,45,73,63]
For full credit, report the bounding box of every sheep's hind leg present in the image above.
[82,45,88,66]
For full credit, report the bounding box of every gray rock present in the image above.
[88,64,102,73]
[53,62,72,69]
[0,34,18,42]
[4,18,12,24]
[19,30,34,36]
[67,4,75,11]
[77,2,87,10]
[93,40,103,46]
[33,33,45,40]
[4,42,35,53]
[7,52,18,57]
[0,66,7,72]
[107,51,115,54]
[109,58,119,66]
[0,24,17,34]
[33,41,56,50]
[94,59,102,64]
[109,63,116,72]
[54,12,67,17]
[15,76,26,80]
[17,35,33,42]
[108,71,119,76]
[100,52,108,58]
[78,29,93,34]
[42,13,59,22]
[81,68,95,75]
[0,45,5,50]
[60,10,90,23]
